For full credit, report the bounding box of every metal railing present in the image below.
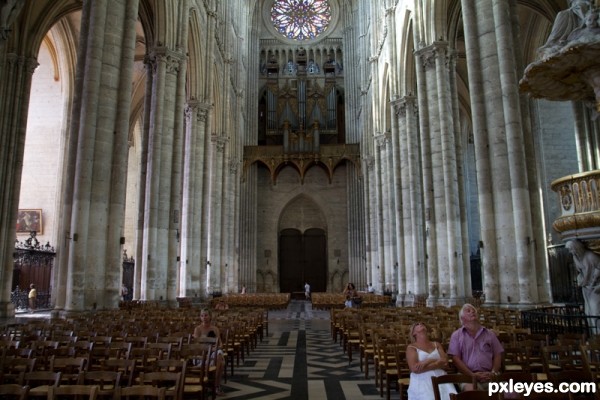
[10,286,51,312]
[521,305,600,338]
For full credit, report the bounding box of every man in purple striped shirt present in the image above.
[447,303,504,391]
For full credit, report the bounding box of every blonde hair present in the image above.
[408,321,427,343]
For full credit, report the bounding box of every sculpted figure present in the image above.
[566,239,600,319]
[539,0,591,57]
[566,7,600,43]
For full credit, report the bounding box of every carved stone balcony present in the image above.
[551,170,600,252]
[243,143,360,184]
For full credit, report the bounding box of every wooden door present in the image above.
[279,228,327,293]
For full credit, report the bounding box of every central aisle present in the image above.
[223,299,382,399]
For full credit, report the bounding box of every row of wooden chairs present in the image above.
[1,345,217,400]
[331,304,600,399]
[0,383,171,400]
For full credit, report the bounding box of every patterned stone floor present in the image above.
[221,300,382,399]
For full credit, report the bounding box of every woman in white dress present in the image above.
[406,322,457,400]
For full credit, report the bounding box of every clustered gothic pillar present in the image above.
[138,47,186,303]
[0,53,37,317]
[413,42,469,306]
[461,0,549,304]
[180,101,211,298]
[392,96,427,304]
[52,0,140,313]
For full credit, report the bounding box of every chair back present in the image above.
[77,370,121,398]
[48,384,99,400]
[432,373,476,400]
[118,385,166,400]
[450,390,500,399]
[0,384,29,400]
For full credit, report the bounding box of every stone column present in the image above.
[0,0,27,317]
[0,54,37,317]
[140,47,185,301]
[133,56,154,301]
[434,43,464,304]
[208,132,227,293]
[373,133,386,290]
[392,96,424,304]
[181,101,210,298]
[239,165,258,292]
[461,0,547,305]
[53,0,140,312]
[414,47,436,304]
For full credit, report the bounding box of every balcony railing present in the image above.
[551,170,600,244]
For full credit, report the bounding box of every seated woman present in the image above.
[193,309,226,396]
[343,282,359,308]
[406,321,456,400]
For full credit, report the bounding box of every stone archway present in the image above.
[278,195,328,293]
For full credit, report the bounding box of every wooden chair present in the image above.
[155,359,187,374]
[125,336,148,349]
[107,341,132,360]
[49,356,87,384]
[495,370,536,383]
[0,384,29,400]
[118,385,166,400]
[393,342,410,400]
[376,336,402,400]
[542,345,584,379]
[0,357,36,384]
[525,393,572,400]
[47,384,99,400]
[100,358,136,387]
[22,371,61,398]
[358,323,378,379]
[156,336,184,359]
[77,370,121,399]
[503,346,529,373]
[30,340,59,370]
[432,373,476,400]
[179,346,209,400]
[146,342,172,360]
[138,371,182,400]
[493,371,536,399]
[450,390,500,399]
[129,347,163,374]
[581,343,600,383]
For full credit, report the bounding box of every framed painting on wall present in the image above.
[16,209,42,234]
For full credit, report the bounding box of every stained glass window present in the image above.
[271,0,332,41]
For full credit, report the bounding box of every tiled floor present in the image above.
[222,300,381,399]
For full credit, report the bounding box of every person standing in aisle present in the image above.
[28,283,37,312]
[304,282,311,300]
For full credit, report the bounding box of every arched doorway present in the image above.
[279,228,327,293]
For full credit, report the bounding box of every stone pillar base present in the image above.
[427,297,466,307]
[0,302,16,318]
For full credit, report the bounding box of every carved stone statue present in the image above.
[566,239,600,320]
[567,7,600,43]
[538,0,591,58]
[520,1,600,114]
[0,0,24,41]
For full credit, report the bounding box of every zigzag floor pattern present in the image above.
[222,300,382,399]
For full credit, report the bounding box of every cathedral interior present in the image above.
[1,0,600,318]
[4,1,600,399]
